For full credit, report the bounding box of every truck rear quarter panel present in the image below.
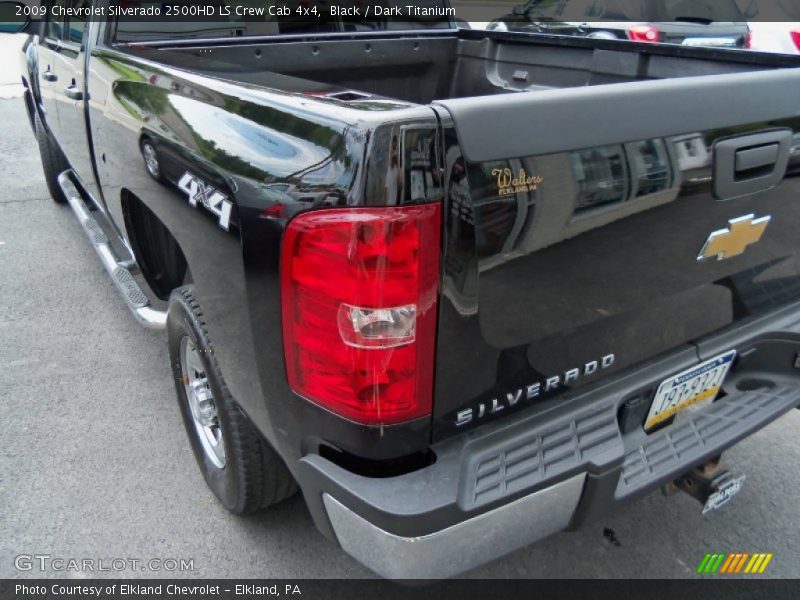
[87,46,441,467]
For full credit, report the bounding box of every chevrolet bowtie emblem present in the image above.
[697,214,771,262]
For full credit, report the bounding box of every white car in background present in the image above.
[736,0,800,54]
[746,22,800,54]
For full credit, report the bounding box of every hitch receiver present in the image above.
[674,458,746,514]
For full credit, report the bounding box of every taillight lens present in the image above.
[745,29,753,49]
[629,25,661,43]
[790,31,800,52]
[281,204,441,425]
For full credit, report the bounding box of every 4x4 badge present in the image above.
[697,214,771,261]
[178,172,233,231]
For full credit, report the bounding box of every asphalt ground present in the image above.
[0,33,798,580]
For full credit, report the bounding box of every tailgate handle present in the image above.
[713,130,792,200]
[735,143,779,173]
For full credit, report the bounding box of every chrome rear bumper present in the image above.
[323,474,585,580]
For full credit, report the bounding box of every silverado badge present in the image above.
[697,214,771,261]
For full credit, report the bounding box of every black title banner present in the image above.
[4,579,800,600]
[5,0,800,26]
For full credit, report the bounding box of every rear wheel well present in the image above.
[122,190,190,301]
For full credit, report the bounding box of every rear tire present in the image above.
[33,111,69,204]
[167,285,297,514]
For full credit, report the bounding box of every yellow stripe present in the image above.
[749,554,766,573]
[744,554,760,574]
[734,553,749,573]
[720,553,737,574]
[758,554,773,574]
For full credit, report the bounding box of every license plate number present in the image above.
[645,350,736,432]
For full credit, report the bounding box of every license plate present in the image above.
[644,350,736,432]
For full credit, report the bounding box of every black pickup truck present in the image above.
[12,0,800,579]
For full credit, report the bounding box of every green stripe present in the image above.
[703,554,718,574]
[697,554,713,574]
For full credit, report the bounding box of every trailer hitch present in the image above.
[673,458,746,514]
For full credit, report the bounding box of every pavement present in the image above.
[1,32,799,580]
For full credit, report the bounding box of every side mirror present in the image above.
[0,2,30,34]
[512,5,527,17]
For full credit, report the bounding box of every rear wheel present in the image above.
[33,111,69,204]
[167,286,297,514]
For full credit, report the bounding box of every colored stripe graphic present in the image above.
[700,553,773,574]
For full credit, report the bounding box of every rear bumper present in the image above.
[295,303,800,579]
[322,474,585,580]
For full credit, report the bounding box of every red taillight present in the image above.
[745,30,753,49]
[790,31,800,51]
[281,204,441,426]
[629,25,661,43]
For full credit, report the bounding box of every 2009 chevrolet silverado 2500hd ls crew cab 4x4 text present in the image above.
[13,0,800,579]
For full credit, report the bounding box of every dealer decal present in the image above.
[177,172,233,231]
[492,167,543,196]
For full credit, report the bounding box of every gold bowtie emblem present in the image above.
[697,214,771,262]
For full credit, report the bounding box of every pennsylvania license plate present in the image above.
[645,350,736,432]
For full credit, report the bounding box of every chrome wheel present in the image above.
[180,336,225,468]
[142,142,161,178]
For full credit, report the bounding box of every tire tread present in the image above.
[169,286,297,514]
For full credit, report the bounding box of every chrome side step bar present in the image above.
[58,171,167,330]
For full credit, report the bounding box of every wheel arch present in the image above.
[121,188,190,301]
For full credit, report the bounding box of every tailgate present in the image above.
[430,69,800,439]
